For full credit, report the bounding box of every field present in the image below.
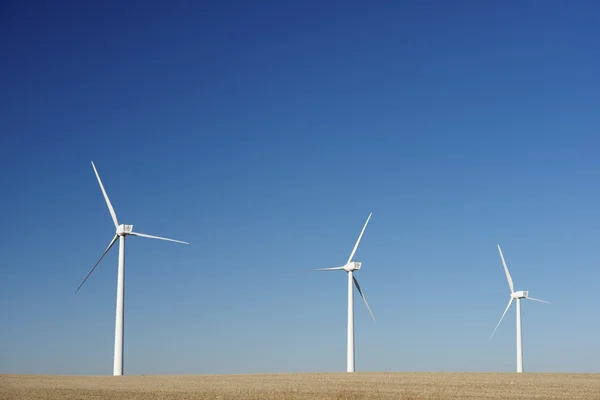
[1,372,599,399]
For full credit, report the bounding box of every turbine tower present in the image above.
[76,161,189,376]
[490,244,550,373]
[312,213,375,373]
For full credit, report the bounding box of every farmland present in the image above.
[1,372,599,399]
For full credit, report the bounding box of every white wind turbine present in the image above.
[76,161,189,376]
[490,244,550,373]
[312,213,375,373]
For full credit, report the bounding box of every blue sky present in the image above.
[1,0,599,374]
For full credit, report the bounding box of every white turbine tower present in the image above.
[312,213,375,373]
[76,161,189,376]
[490,244,550,373]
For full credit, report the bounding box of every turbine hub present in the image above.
[116,224,133,236]
[344,261,361,272]
[511,290,528,299]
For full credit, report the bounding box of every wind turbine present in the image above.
[76,161,189,376]
[490,244,550,373]
[312,213,375,373]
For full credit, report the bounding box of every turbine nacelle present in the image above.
[511,290,528,299]
[343,261,362,272]
[116,224,133,236]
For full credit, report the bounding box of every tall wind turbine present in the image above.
[490,244,550,373]
[76,161,189,376]
[312,213,375,373]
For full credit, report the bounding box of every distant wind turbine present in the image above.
[76,161,189,376]
[490,244,550,373]
[312,213,375,373]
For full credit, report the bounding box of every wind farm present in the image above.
[0,167,584,399]
[4,1,600,399]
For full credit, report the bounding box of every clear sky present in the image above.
[1,0,599,375]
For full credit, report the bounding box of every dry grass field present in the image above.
[1,372,599,400]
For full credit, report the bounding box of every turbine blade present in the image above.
[353,276,375,321]
[310,267,345,271]
[490,297,514,339]
[129,231,189,244]
[91,161,119,228]
[347,213,372,264]
[526,297,551,304]
[76,235,119,293]
[497,244,515,293]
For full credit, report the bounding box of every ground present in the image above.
[1,372,599,399]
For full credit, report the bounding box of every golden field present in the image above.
[1,372,599,399]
